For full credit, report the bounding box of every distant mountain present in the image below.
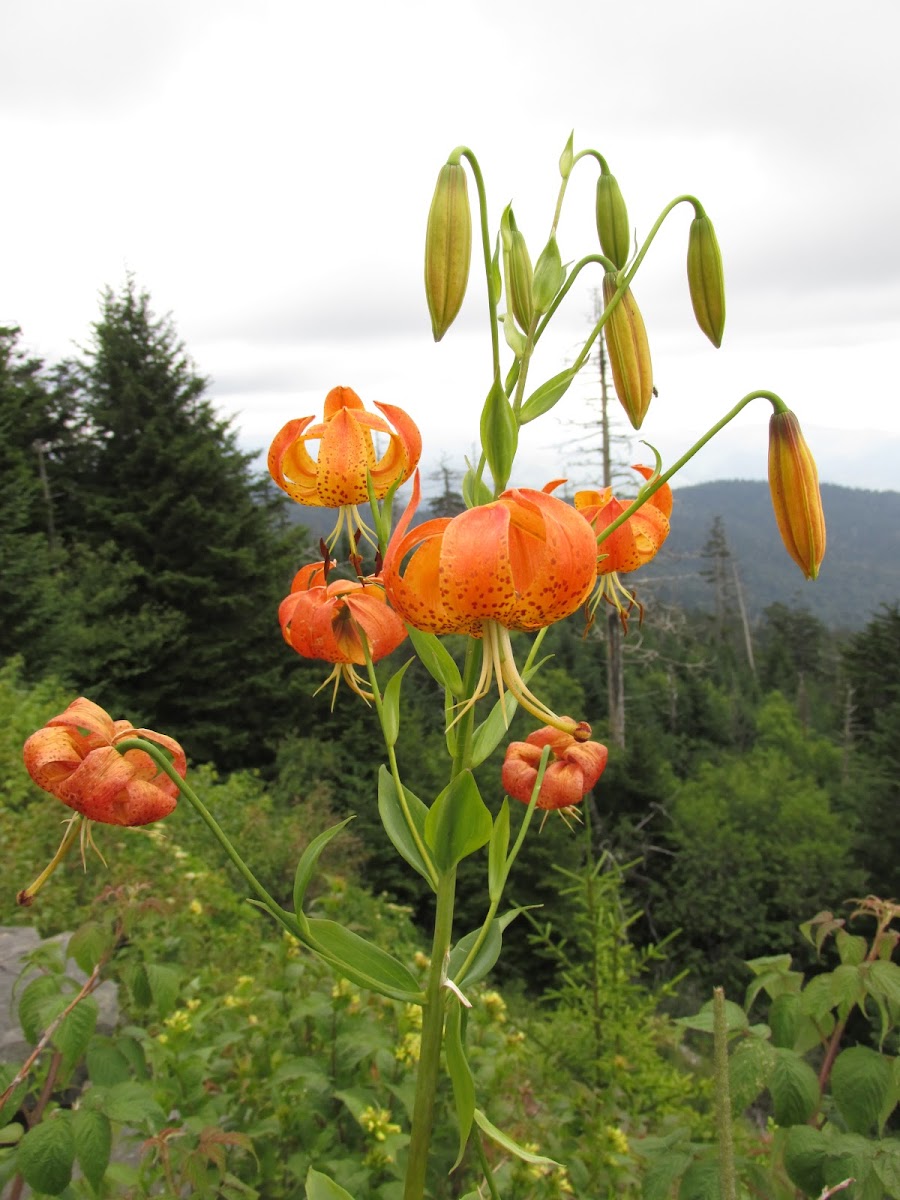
[637,481,900,630]
[280,482,900,632]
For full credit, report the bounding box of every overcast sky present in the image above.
[2,0,898,493]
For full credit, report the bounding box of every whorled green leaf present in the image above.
[53,993,98,1071]
[782,1125,828,1195]
[305,918,420,1002]
[67,922,112,975]
[293,816,356,917]
[448,922,502,989]
[377,766,434,890]
[73,1108,112,1192]
[770,1047,820,1126]
[18,1115,75,1196]
[445,999,475,1170]
[474,1108,558,1167]
[728,1036,776,1114]
[381,659,413,748]
[424,770,492,872]
[470,691,520,768]
[488,801,510,903]
[831,1044,895,1135]
[306,1166,356,1199]
[519,367,577,425]
[404,625,463,696]
[479,378,518,493]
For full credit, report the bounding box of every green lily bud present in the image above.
[687,212,726,347]
[559,130,575,180]
[532,235,566,315]
[595,171,630,269]
[424,162,472,342]
[602,270,654,430]
[501,206,535,333]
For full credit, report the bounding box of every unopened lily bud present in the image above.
[532,236,565,315]
[687,212,726,347]
[602,271,654,430]
[425,161,472,342]
[559,131,575,180]
[768,409,826,580]
[502,207,535,333]
[596,171,630,269]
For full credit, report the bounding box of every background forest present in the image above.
[1,283,898,1197]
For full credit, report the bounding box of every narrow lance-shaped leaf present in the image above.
[294,817,356,917]
[425,770,492,872]
[445,999,476,1170]
[377,766,435,890]
[381,658,413,748]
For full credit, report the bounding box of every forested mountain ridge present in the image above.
[638,480,900,629]
[284,480,900,631]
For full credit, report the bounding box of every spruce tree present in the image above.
[55,280,314,766]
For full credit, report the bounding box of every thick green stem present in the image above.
[712,987,737,1200]
[403,867,457,1200]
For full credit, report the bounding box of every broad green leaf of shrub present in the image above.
[831,1045,895,1134]
[677,1158,720,1200]
[377,767,434,889]
[85,1040,131,1087]
[72,1109,112,1192]
[18,1115,75,1196]
[676,998,748,1036]
[67,922,112,974]
[872,1141,900,1196]
[822,1132,878,1199]
[53,993,98,1071]
[642,1152,694,1200]
[98,1080,167,1126]
[744,953,800,1010]
[771,1048,820,1126]
[729,1035,776,1113]
[835,929,868,966]
[863,959,900,1048]
[18,974,66,1044]
[782,1125,827,1195]
[830,962,867,1018]
[306,1166,356,1199]
[425,770,492,871]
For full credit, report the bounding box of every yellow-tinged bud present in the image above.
[532,235,565,315]
[768,410,826,580]
[687,213,726,347]
[596,172,630,269]
[602,271,653,430]
[425,162,472,342]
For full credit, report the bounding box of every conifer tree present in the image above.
[54,280,313,766]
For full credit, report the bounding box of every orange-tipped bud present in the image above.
[425,162,472,341]
[595,172,630,269]
[768,410,826,580]
[687,213,726,347]
[602,271,654,430]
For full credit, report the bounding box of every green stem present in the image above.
[594,390,785,548]
[114,738,290,927]
[455,146,501,383]
[474,1128,502,1200]
[403,866,458,1200]
[712,987,737,1200]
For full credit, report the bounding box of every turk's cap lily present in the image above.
[23,698,185,826]
[383,473,597,636]
[768,409,826,580]
[575,464,671,576]
[268,386,422,509]
[502,726,608,811]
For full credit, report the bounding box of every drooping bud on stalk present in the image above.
[501,206,535,333]
[532,235,565,315]
[424,161,472,342]
[602,270,654,430]
[687,211,726,347]
[559,130,575,180]
[595,170,630,269]
[768,409,826,580]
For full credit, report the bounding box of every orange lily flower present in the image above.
[575,464,672,628]
[502,726,608,812]
[279,560,408,703]
[383,473,597,733]
[23,698,185,827]
[268,386,421,547]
